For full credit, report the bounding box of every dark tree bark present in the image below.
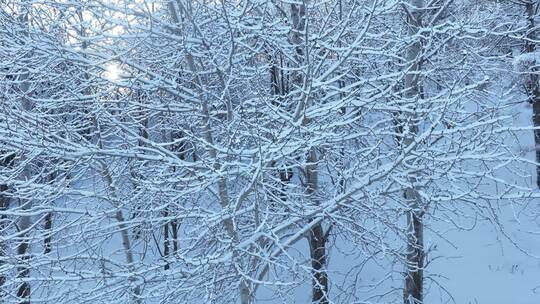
[0,152,14,298]
[171,220,179,254]
[16,237,30,304]
[16,199,31,304]
[306,150,329,304]
[309,223,329,304]
[524,3,540,188]
[43,213,53,255]
[43,170,57,255]
[163,211,170,270]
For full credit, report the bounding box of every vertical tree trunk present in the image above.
[0,153,14,298]
[291,1,330,301]
[16,214,30,304]
[402,0,424,303]
[524,3,540,189]
[306,150,328,304]
[290,1,330,302]
[97,126,141,303]
[43,171,56,255]
[0,183,7,298]
[163,211,170,270]
[269,49,293,204]
[309,223,328,304]
[43,213,53,254]
[171,220,179,254]
[403,189,424,304]
[16,4,32,301]
[169,129,184,258]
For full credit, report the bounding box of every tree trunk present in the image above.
[16,200,31,304]
[43,213,53,254]
[163,211,170,270]
[0,184,7,298]
[16,5,32,301]
[403,190,424,304]
[306,150,329,304]
[43,171,56,255]
[0,182,11,301]
[289,1,330,301]
[309,223,328,304]
[524,3,540,189]
[171,220,179,254]
[98,133,141,303]
[402,0,424,303]
[0,153,14,299]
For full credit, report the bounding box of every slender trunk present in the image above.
[171,220,179,254]
[43,171,56,255]
[404,197,423,304]
[163,211,170,270]
[0,190,7,298]
[290,1,330,301]
[533,99,540,189]
[16,200,31,304]
[309,223,328,304]
[524,3,540,188]
[101,168,141,303]
[402,1,424,303]
[169,130,184,257]
[97,124,141,303]
[306,150,328,304]
[43,213,53,254]
[269,50,293,204]
[15,5,32,301]
[0,153,13,298]
[113,207,141,303]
